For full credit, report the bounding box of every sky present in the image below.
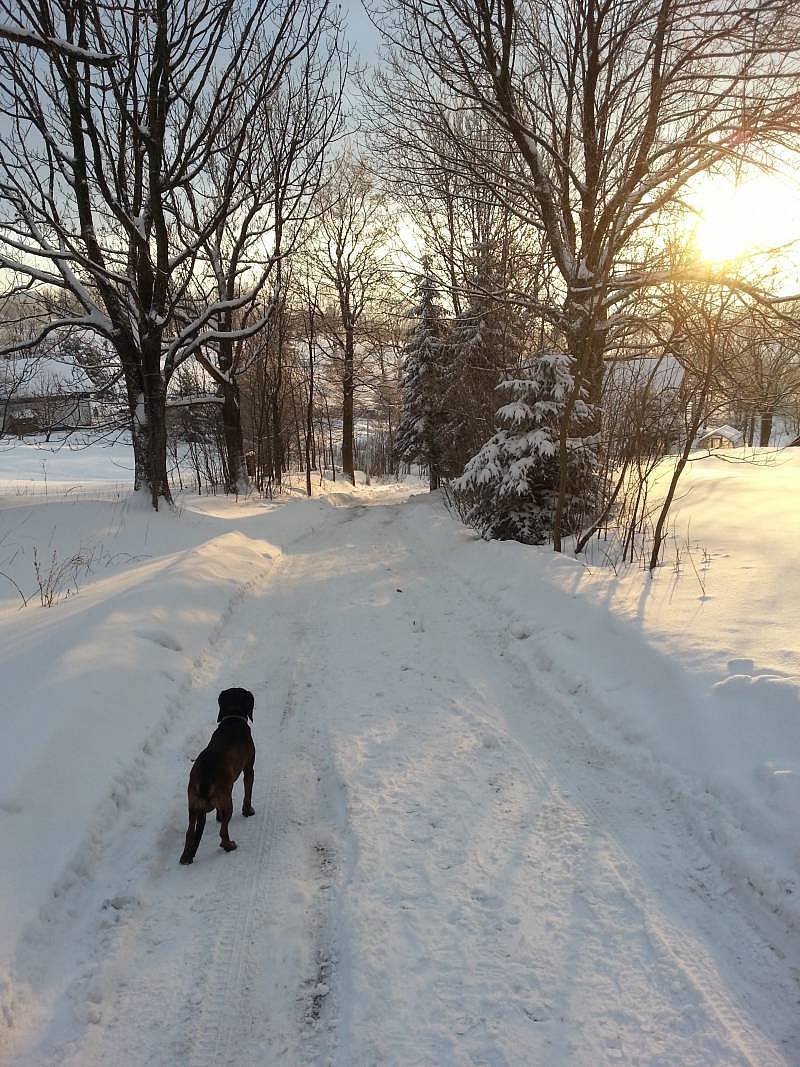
[338,0,383,64]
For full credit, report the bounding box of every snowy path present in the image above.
[3,491,799,1065]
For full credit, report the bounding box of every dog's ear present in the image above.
[218,688,238,721]
[245,689,255,721]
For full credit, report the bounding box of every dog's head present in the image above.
[217,687,255,722]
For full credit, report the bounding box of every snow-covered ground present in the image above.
[1,444,799,1065]
[0,433,134,497]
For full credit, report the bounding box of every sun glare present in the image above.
[690,174,800,268]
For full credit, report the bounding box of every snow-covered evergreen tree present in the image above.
[396,270,451,490]
[452,349,595,544]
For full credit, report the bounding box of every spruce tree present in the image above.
[396,270,450,490]
[453,349,595,544]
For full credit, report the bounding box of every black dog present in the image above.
[179,688,256,865]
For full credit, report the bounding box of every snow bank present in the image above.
[0,503,277,978]
[433,448,800,925]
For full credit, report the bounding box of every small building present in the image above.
[603,355,686,453]
[0,356,93,435]
[697,424,744,450]
[165,393,224,440]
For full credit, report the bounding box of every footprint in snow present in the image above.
[134,628,183,653]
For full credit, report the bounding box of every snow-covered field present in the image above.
[0,433,134,497]
[1,442,799,1065]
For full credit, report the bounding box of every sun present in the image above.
[689,172,800,267]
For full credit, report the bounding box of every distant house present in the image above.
[165,393,224,440]
[604,354,685,396]
[697,424,744,450]
[603,355,685,451]
[0,356,94,435]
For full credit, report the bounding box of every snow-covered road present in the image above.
[2,489,799,1065]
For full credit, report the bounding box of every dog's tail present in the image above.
[179,808,206,865]
[190,809,207,855]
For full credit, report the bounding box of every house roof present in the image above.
[0,355,93,399]
[698,424,743,445]
[604,355,684,395]
[165,393,224,408]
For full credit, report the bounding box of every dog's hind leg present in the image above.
[180,809,206,865]
[242,760,255,817]
[217,797,237,852]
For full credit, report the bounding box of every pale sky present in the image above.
[338,0,382,64]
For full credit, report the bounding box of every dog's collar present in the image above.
[216,715,251,727]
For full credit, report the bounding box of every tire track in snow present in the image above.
[157,510,368,1066]
[298,704,351,1066]
[186,756,292,1067]
[186,579,308,1067]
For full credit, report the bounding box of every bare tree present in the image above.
[647,283,749,571]
[369,0,800,553]
[0,0,331,507]
[315,157,393,484]
[369,81,545,319]
[299,272,321,496]
[190,24,346,493]
[380,0,800,414]
[714,313,800,446]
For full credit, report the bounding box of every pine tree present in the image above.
[452,349,596,544]
[396,270,450,490]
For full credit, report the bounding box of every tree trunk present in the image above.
[649,343,715,572]
[554,298,600,550]
[325,397,336,481]
[552,412,570,553]
[269,392,282,485]
[759,411,773,447]
[213,329,250,496]
[305,336,315,498]
[132,392,171,509]
[565,290,606,423]
[145,386,171,509]
[271,301,285,487]
[221,380,248,494]
[125,349,172,510]
[341,324,356,485]
[305,385,313,497]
